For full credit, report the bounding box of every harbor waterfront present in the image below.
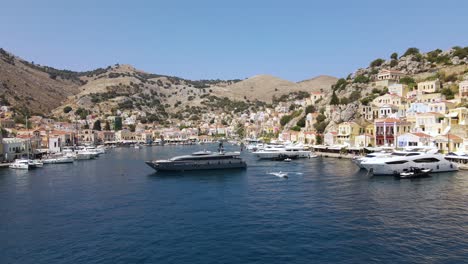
[1,145,467,263]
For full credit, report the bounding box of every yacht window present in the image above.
[413,158,440,163]
[405,153,420,156]
[385,160,408,164]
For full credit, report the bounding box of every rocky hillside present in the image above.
[0,49,82,114]
[319,46,468,133]
[0,48,337,123]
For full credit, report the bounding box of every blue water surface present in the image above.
[0,145,467,264]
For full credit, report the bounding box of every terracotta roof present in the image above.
[411,132,432,138]
[379,69,404,74]
[375,118,402,123]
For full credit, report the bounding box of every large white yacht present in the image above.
[254,144,311,160]
[145,150,247,171]
[352,152,393,169]
[360,150,458,175]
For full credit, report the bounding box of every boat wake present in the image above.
[268,171,288,178]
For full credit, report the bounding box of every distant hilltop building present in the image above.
[377,69,405,81]
[375,69,405,87]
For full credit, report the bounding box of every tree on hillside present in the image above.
[315,134,323,145]
[440,88,455,100]
[63,106,72,114]
[305,105,316,114]
[353,75,370,84]
[280,115,292,126]
[391,52,398,60]
[296,116,306,128]
[84,121,89,129]
[93,120,101,131]
[104,120,111,131]
[370,58,385,67]
[330,91,340,105]
[402,47,420,57]
[114,117,122,131]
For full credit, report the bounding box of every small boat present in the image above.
[309,153,318,158]
[76,151,96,160]
[398,167,432,179]
[30,159,43,168]
[9,159,30,170]
[42,156,74,164]
[284,158,292,162]
[134,144,142,149]
[269,171,288,178]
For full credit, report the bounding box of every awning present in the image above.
[447,112,459,118]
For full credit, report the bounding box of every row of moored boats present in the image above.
[9,146,108,170]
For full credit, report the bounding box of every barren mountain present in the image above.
[0,48,338,120]
[297,75,339,92]
[212,74,337,102]
[0,49,82,114]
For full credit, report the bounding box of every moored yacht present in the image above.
[42,155,74,164]
[9,159,31,170]
[361,151,458,175]
[145,150,247,171]
[352,151,393,169]
[254,144,311,160]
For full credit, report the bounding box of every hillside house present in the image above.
[417,80,440,94]
[397,132,433,148]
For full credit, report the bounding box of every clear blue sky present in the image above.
[1,0,467,81]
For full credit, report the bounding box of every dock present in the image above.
[0,163,11,168]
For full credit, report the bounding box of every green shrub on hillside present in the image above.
[333,78,347,92]
[354,75,370,84]
[403,47,420,57]
[370,58,385,67]
[280,115,292,126]
[63,106,72,114]
[296,116,306,127]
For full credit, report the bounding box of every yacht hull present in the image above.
[362,161,458,175]
[145,160,247,171]
[255,151,311,160]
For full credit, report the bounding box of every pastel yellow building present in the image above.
[336,122,362,146]
[417,79,440,94]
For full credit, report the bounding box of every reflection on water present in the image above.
[0,145,467,264]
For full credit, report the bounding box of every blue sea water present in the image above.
[0,145,467,264]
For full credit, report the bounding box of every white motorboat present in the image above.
[254,144,311,160]
[361,151,458,175]
[9,159,30,170]
[398,167,432,179]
